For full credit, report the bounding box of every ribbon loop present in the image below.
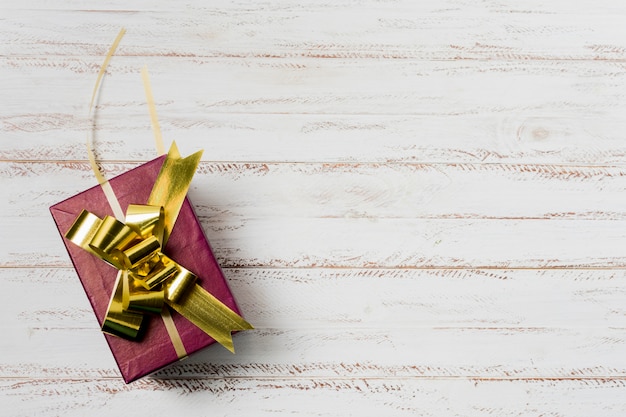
[127,288,165,314]
[125,204,164,243]
[140,254,178,289]
[164,266,197,304]
[89,216,140,269]
[65,210,103,256]
[102,271,145,340]
[121,235,161,270]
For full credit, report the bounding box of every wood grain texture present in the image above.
[2,1,626,416]
[3,56,626,164]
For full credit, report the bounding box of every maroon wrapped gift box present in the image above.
[50,155,243,383]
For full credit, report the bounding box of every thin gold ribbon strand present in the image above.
[141,66,166,156]
[86,28,126,221]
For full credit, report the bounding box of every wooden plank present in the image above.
[4,112,626,166]
[8,55,622,111]
[4,267,626,331]
[6,214,626,268]
[3,268,626,380]
[2,55,626,164]
[3,0,626,14]
[3,159,626,268]
[5,323,626,380]
[4,161,626,220]
[3,377,626,417]
[4,4,626,60]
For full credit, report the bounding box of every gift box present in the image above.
[50,152,249,383]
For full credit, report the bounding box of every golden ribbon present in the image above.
[65,143,253,353]
[68,28,252,355]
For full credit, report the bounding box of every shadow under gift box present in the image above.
[50,155,244,383]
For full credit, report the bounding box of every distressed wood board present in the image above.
[2,1,626,416]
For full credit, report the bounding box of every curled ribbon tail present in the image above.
[168,285,254,353]
[102,271,145,339]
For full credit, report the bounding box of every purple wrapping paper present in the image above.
[50,155,243,383]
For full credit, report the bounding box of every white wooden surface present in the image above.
[3,1,626,415]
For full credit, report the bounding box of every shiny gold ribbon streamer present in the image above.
[74,29,252,354]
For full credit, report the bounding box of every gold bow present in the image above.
[65,143,253,353]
